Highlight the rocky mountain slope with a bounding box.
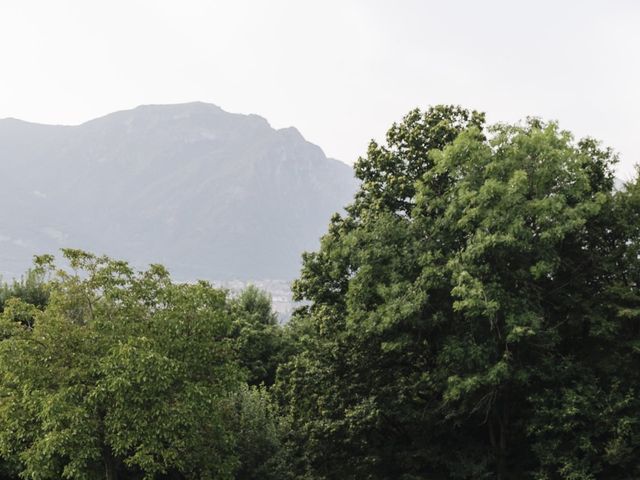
[0,102,357,281]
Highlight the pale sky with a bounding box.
[1,0,638,178]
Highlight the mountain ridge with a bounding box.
[0,102,358,281]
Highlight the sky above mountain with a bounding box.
[0,0,638,179]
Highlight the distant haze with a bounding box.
[0,103,357,281]
[0,1,638,178]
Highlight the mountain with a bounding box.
[0,102,358,281]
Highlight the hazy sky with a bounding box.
[1,0,638,178]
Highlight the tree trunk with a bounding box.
[489,402,509,480]
[497,395,509,480]
[497,422,507,480]
[104,448,118,480]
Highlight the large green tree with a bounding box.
[278,107,640,479]
[0,250,242,480]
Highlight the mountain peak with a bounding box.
[79,102,274,135]
[0,104,358,281]
[132,101,224,115]
[277,126,304,141]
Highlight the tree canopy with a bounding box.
[278,107,640,479]
[0,251,242,479]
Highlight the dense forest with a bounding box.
[1,106,639,479]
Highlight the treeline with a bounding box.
[1,106,639,479]
[0,253,293,480]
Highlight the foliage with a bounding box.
[277,107,640,479]
[231,286,291,387]
[0,250,242,480]
[0,266,50,321]
[0,264,52,478]
[229,384,294,480]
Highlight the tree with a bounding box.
[229,384,294,480]
[277,107,640,479]
[0,250,242,480]
[231,286,290,387]
[0,262,52,479]
[0,266,50,317]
